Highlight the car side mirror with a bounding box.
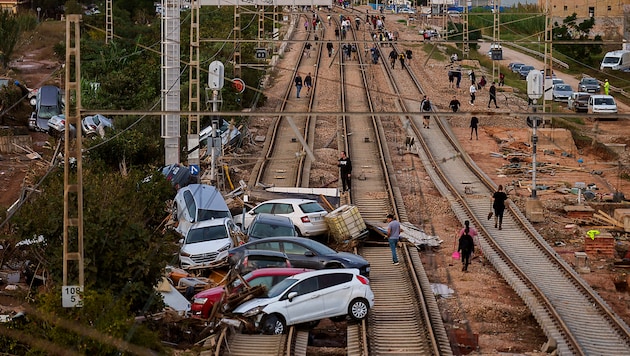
[178,239,184,245]
[287,291,298,301]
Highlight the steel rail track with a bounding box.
[387,41,630,355]
[336,15,452,355]
[251,13,322,189]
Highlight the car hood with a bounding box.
[332,252,370,267]
[233,297,274,314]
[592,104,617,111]
[181,239,231,255]
[194,285,224,300]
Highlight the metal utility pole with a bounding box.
[463,1,470,58]
[491,0,500,83]
[233,6,242,78]
[161,0,181,165]
[543,0,554,123]
[105,0,113,44]
[188,0,201,178]
[62,14,84,307]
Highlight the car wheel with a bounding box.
[348,298,370,321]
[261,314,286,335]
[295,227,304,237]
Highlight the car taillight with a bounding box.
[356,275,369,285]
[300,216,311,223]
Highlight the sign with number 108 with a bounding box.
[62,285,84,308]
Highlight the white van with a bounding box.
[587,95,618,120]
[600,50,630,71]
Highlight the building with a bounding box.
[0,0,27,14]
[538,0,624,19]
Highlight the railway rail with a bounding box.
[385,38,630,354]
[216,5,630,356]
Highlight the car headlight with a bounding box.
[193,297,208,305]
[242,306,266,318]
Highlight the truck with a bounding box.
[600,50,630,71]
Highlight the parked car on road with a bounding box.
[246,213,297,241]
[578,77,601,93]
[552,84,574,102]
[29,85,64,132]
[587,95,617,119]
[178,217,242,269]
[230,268,374,334]
[518,65,535,79]
[227,236,371,277]
[233,198,329,237]
[567,92,591,112]
[510,63,525,73]
[82,114,113,138]
[191,267,311,319]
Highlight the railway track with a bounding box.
[218,5,630,356]
[384,39,630,354]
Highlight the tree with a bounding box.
[554,13,603,66]
[10,165,178,313]
[0,11,39,69]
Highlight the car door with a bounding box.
[280,241,323,270]
[279,276,324,325]
[318,273,354,317]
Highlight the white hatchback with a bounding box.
[588,95,618,119]
[230,268,374,334]
[233,199,328,237]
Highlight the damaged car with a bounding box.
[227,268,374,334]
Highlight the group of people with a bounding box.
[388,48,410,69]
[293,72,313,98]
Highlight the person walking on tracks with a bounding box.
[488,82,499,108]
[337,151,352,193]
[386,214,403,265]
[304,73,313,96]
[491,185,508,230]
[449,95,461,113]
[389,48,397,69]
[469,83,477,105]
[294,73,303,98]
[458,221,476,272]
[470,116,479,140]
[327,42,334,57]
[398,52,405,68]
[421,96,432,129]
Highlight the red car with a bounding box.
[190,267,311,319]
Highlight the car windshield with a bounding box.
[299,202,326,213]
[186,224,229,243]
[582,79,597,85]
[555,85,571,91]
[595,98,615,105]
[197,209,231,220]
[603,57,620,64]
[39,105,62,119]
[232,271,256,288]
[267,277,298,298]
[520,66,534,71]
[250,223,294,238]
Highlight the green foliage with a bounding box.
[64,0,82,14]
[0,289,166,354]
[10,165,178,313]
[553,13,603,66]
[0,12,37,68]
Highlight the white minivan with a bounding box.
[587,95,618,120]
